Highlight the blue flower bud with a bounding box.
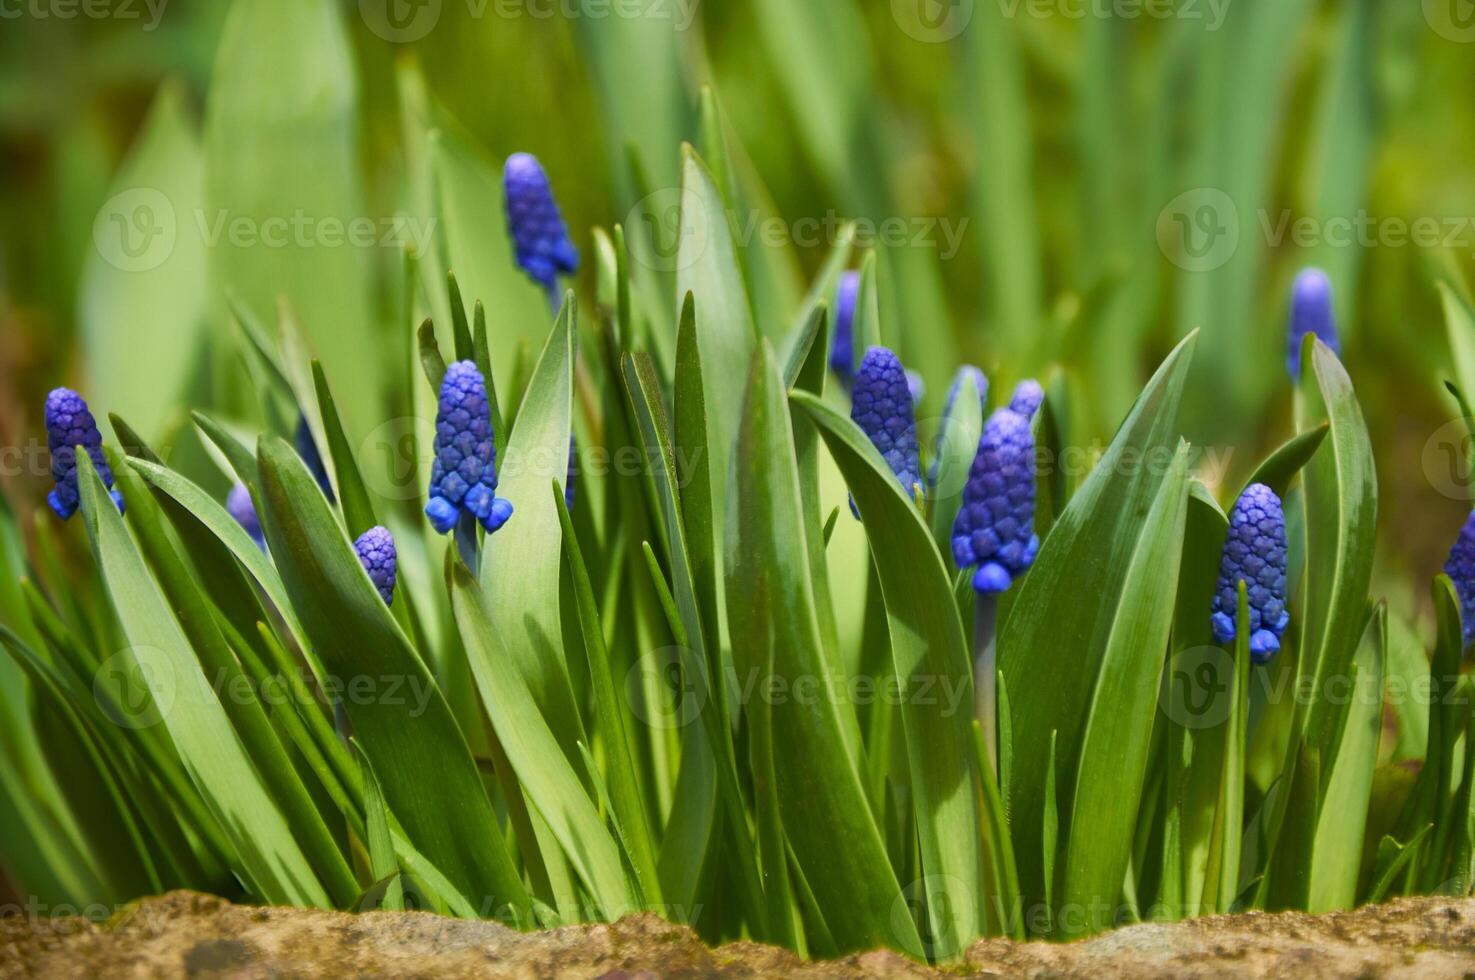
[929,365,989,488]
[952,393,1040,595]
[1444,510,1475,647]
[426,361,513,535]
[1210,483,1290,663]
[565,436,577,512]
[851,346,922,500]
[227,483,265,549]
[353,526,397,605]
[906,370,925,405]
[829,271,860,386]
[1287,267,1340,379]
[1009,379,1044,418]
[44,388,122,520]
[504,152,578,291]
[295,417,334,502]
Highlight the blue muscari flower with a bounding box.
[1443,510,1475,646]
[1287,267,1339,379]
[1210,483,1290,663]
[227,483,264,549]
[829,271,860,386]
[295,417,334,502]
[851,346,922,501]
[929,365,989,488]
[952,383,1041,594]
[353,526,397,605]
[565,436,577,512]
[504,152,578,295]
[1009,379,1044,418]
[45,388,122,520]
[426,361,513,535]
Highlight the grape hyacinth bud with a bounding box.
[1286,267,1340,379]
[1210,483,1290,663]
[906,370,926,405]
[426,361,514,535]
[227,483,265,549]
[565,436,577,512]
[929,365,989,488]
[952,386,1041,595]
[1443,511,1475,646]
[851,346,922,501]
[295,417,334,502]
[504,152,578,298]
[353,526,397,606]
[1009,379,1044,418]
[829,271,860,386]
[44,388,123,520]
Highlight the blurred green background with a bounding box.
[0,0,1472,620]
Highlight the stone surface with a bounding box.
[1,891,1473,978]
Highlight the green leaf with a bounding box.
[727,343,920,957]
[80,79,207,441]
[792,390,984,955]
[1247,424,1330,499]
[255,436,528,920]
[354,742,403,912]
[311,361,378,535]
[929,371,986,558]
[999,332,1197,925]
[205,0,380,436]
[1059,441,1192,937]
[75,453,329,908]
[448,560,637,919]
[478,298,588,769]
[1296,340,1378,749]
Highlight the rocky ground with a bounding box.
[2,890,1474,978]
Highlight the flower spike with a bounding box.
[851,346,922,502]
[1444,511,1475,647]
[1287,267,1340,379]
[504,152,578,303]
[1210,483,1290,663]
[929,365,989,488]
[353,526,397,605]
[829,271,860,386]
[952,390,1040,594]
[227,484,265,549]
[1009,379,1044,418]
[44,388,122,520]
[426,361,513,535]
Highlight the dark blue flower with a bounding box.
[353,526,397,605]
[45,388,122,520]
[1210,483,1290,663]
[851,346,922,501]
[295,417,334,502]
[227,483,264,549]
[426,361,513,535]
[565,436,577,512]
[1287,267,1340,379]
[952,392,1040,594]
[829,271,860,385]
[1444,510,1475,647]
[504,152,578,292]
[929,365,989,488]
